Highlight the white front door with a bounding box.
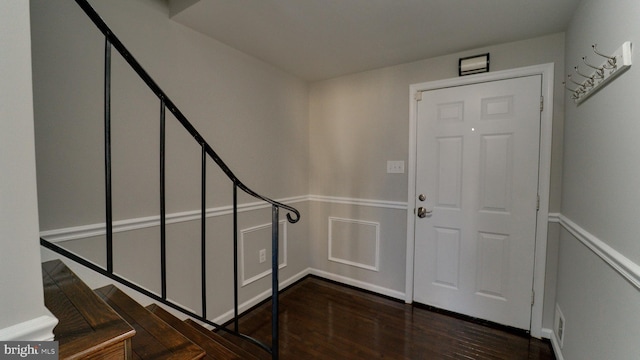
[413,75,542,330]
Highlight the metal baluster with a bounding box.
[104,37,113,274]
[160,100,167,299]
[201,144,207,319]
[272,205,280,360]
[62,3,302,357]
[233,183,239,333]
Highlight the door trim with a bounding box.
[405,63,554,338]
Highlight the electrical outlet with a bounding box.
[259,249,266,263]
[387,160,405,173]
[555,304,565,348]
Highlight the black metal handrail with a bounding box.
[40,1,300,359]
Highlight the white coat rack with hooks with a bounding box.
[564,41,632,104]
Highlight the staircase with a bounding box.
[39,0,300,359]
[43,259,263,359]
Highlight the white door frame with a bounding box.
[405,63,554,338]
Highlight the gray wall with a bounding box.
[30,0,571,341]
[23,0,640,356]
[309,33,565,211]
[556,0,640,358]
[32,0,310,230]
[0,1,55,340]
[31,0,310,321]
[309,33,565,323]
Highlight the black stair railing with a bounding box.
[39,1,300,359]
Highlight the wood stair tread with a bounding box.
[184,319,269,360]
[95,285,205,360]
[42,259,135,360]
[147,304,260,360]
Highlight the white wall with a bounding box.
[0,1,57,340]
[308,34,565,319]
[555,0,640,358]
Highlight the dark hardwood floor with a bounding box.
[231,277,556,359]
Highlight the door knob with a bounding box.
[418,194,426,201]
[417,207,432,218]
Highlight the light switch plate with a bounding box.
[387,160,405,174]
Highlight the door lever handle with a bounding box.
[417,207,432,218]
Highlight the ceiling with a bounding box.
[169,0,581,81]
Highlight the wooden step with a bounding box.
[42,260,135,359]
[147,304,260,360]
[185,319,270,360]
[95,285,205,360]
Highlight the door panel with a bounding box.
[413,75,541,330]
[435,136,463,208]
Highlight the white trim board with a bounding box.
[405,63,555,339]
[41,249,406,330]
[212,267,310,325]
[0,313,58,341]
[328,217,380,271]
[546,328,566,360]
[308,194,408,210]
[41,195,408,243]
[40,195,307,243]
[309,268,406,300]
[556,214,640,290]
[42,244,311,331]
[240,220,288,287]
[548,212,561,223]
[205,267,406,327]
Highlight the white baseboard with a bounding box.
[43,246,407,331]
[209,267,406,326]
[545,328,565,360]
[212,267,311,325]
[211,268,408,325]
[0,313,58,341]
[309,268,406,300]
[45,245,314,329]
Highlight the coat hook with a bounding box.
[563,81,583,93]
[573,66,596,85]
[563,82,582,100]
[582,57,605,77]
[568,41,632,104]
[592,44,617,69]
[567,74,591,89]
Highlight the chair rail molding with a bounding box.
[555,213,640,290]
[42,195,407,243]
[40,196,307,243]
[308,194,408,210]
